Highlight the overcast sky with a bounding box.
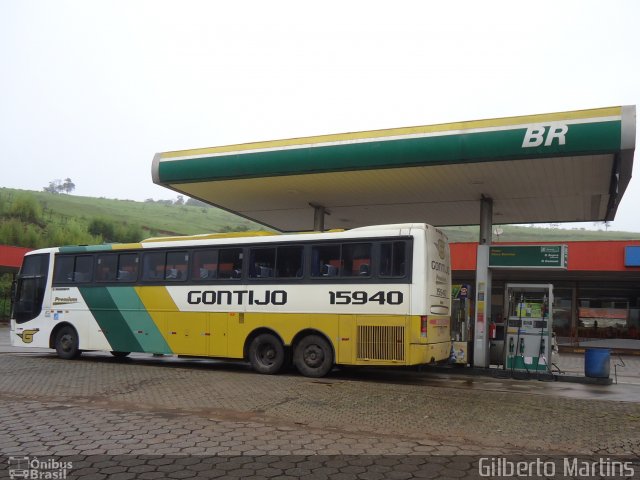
[1,1,639,231]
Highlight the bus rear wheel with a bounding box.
[293,335,333,378]
[54,326,81,360]
[248,333,285,374]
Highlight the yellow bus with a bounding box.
[11,223,451,377]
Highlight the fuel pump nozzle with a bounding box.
[538,293,551,375]
[510,293,526,374]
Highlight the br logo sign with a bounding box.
[522,124,568,148]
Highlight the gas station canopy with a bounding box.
[152,106,635,232]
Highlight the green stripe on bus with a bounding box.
[59,245,114,254]
[106,287,172,354]
[157,121,621,183]
[78,287,144,353]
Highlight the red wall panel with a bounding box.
[0,245,32,270]
[450,240,640,272]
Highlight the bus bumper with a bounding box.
[409,341,451,364]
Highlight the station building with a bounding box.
[450,240,640,352]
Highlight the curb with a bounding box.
[420,364,614,385]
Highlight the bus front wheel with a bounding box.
[248,333,285,374]
[54,326,81,360]
[293,335,333,378]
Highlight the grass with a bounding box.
[1,187,261,238]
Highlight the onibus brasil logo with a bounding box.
[8,456,73,479]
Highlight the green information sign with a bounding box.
[489,245,568,269]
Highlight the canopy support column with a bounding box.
[473,196,493,368]
[311,203,326,231]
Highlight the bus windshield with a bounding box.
[13,253,49,323]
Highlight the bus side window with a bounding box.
[380,241,406,277]
[276,245,303,278]
[218,248,243,280]
[96,255,117,281]
[249,247,275,279]
[392,242,406,277]
[143,252,164,281]
[73,255,93,283]
[165,251,188,281]
[118,253,139,282]
[311,244,340,277]
[192,249,218,280]
[53,256,75,283]
[342,243,371,277]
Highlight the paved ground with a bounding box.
[553,349,638,385]
[1,325,640,478]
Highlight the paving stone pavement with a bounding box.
[0,394,638,479]
[1,341,640,478]
[2,352,640,452]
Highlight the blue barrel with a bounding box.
[585,348,611,378]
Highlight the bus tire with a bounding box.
[293,335,333,378]
[54,326,81,360]
[110,351,131,358]
[248,333,285,374]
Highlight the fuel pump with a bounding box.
[504,284,553,373]
[450,284,472,365]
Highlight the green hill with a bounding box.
[1,187,639,249]
[0,188,262,248]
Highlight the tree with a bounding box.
[62,178,75,194]
[88,217,143,243]
[43,179,62,194]
[43,178,75,194]
[186,197,211,208]
[88,217,116,241]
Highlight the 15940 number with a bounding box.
[329,291,403,305]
